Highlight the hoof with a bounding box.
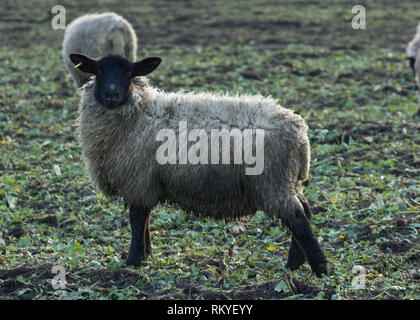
[312,262,329,277]
[125,255,144,267]
[145,247,152,257]
[285,261,304,271]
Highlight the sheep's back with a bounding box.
[77,80,310,216]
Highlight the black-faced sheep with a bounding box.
[62,12,137,87]
[69,53,328,276]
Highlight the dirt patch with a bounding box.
[77,268,144,289]
[29,214,58,226]
[356,225,389,243]
[380,239,415,254]
[356,223,418,255]
[0,264,54,297]
[0,279,27,298]
[8,224,26,238]
[0,263,333,299]
[322,121,394,145]
[394,152,420,168]
[178,278,332,300]
[227,278,332,299]
[0,263,152,298]
[1,263,331,299]
[0,263,54,280]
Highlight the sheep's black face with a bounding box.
[94,56,133,109]
[69,53,162,109]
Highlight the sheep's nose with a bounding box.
[105,85,121,100]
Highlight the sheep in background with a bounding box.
[62,12,137,87]
[407,22,420,74]
[69,53,328,277]
[406,22,420,116]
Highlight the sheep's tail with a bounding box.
[297,125,311,183]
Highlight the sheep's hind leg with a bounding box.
[285,195,312,270]
[145,214,152,256]
[126,205,152,267]
[281,197,327,276]
[285,236,305,270]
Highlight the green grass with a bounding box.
[0,0,419,300]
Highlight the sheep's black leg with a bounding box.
[286,196,312,270]
[298,195,312,220]
[286,236,306,270]
[126,205,151,267]
[284,204,327,277]
[409,57,416,76]
[144,214,152,256]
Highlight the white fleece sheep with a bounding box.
[62,12,138,87]
[75,75,327,275]
[407,22,420,115]
[407,22,420,58]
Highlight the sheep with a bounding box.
[69,53,328,276]
[407,22,420,116]
[407,22,420,74]
[62,12,137,87]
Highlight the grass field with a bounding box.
[0,0,419,300]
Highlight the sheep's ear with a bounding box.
[133,57,161,76]
[69,53,97,74]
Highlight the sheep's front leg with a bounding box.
[126,205,151,267]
